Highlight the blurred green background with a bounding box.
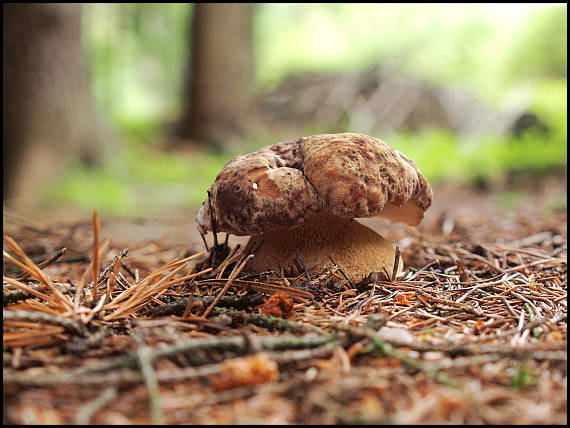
[4,3,567,216]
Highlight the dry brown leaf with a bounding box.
[211,352,279,391]
[260,291,295,318]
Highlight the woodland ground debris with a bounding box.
[2,194,567,424]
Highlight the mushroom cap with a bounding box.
[196,133,433,236]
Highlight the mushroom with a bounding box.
[196,132,433,282]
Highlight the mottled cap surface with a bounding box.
[196,133,433,236]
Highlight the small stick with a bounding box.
[298,255,312,281]
[333,323,462,390]
[520,313,567,332]
[266,342,336,364]
[91,248,129,294]
[4,309,88,336]
[158,268,213,289]
[214,244,243,278]
[508,290,541,317]
[505,231,553,249]
[456,283,488,304]
[153,294,265,317]
[3,251,46,284]
[136,343,164,425]
[212,307,326,335]
[3,276,54,304]
[493,244,554,260]
[417,289,482,316]
[198,278,314,300]
[201,254,254,318]
[182,282,198,318]
[292,258,304,276]
[207,190,219,248]
[15,247,67,281]
[223,233,229,251]
[73,238,111,312]
[4,238,72,310]
[104,264,208,320]
[92,208,100,302]
[103,252,206,311]
[41,334,338,378]
[500,296,521,318]
[4,343,340,388]
[407,260,440,280]
[503,257,566,273]
[328,255,353,287]
[120,261,136,280]
[455,247,504,273]
[386,302,421,321]
[391,245,401,282]
[74,387,118,425]
[105,257,121,303]
[199,231,209,251]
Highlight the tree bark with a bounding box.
[175,3,255,149]
[3,3,113,206]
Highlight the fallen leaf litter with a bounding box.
[3,197,566,424]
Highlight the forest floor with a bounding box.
[3,178,567,424]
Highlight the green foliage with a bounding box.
[388,130,467,183]
[529,79,567,126]
[48,166,133,213]
[253,4,566,108]
[510,366,537,390]
[506,6,567,80]
[83,4,567,130]
[547,194,568,214]
[492,191,526,211]
[472,132,566,180]
[45,142,231,215]
[253,4,498,90]
[83,3,192,126]
[388,112,566,187]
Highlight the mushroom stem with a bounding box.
[243,211,403,282]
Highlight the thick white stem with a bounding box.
[244,211,402,282]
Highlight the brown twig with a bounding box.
[92,209,101,302]
[4,309,88,336]
[198,278,314,300]
[328,255,353,287]
[74,387,118,424]
[4,237,72,310]
[136,340,164,425]
[391,245,401,282]
[202,254,254,318]
[14,247,67,281]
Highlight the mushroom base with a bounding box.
[243,211,403,282]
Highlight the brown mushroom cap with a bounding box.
[196,132,433,236]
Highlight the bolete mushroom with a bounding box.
[196,133,433,282]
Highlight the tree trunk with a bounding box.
[3,3,113,206]
[175,3,254,149]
